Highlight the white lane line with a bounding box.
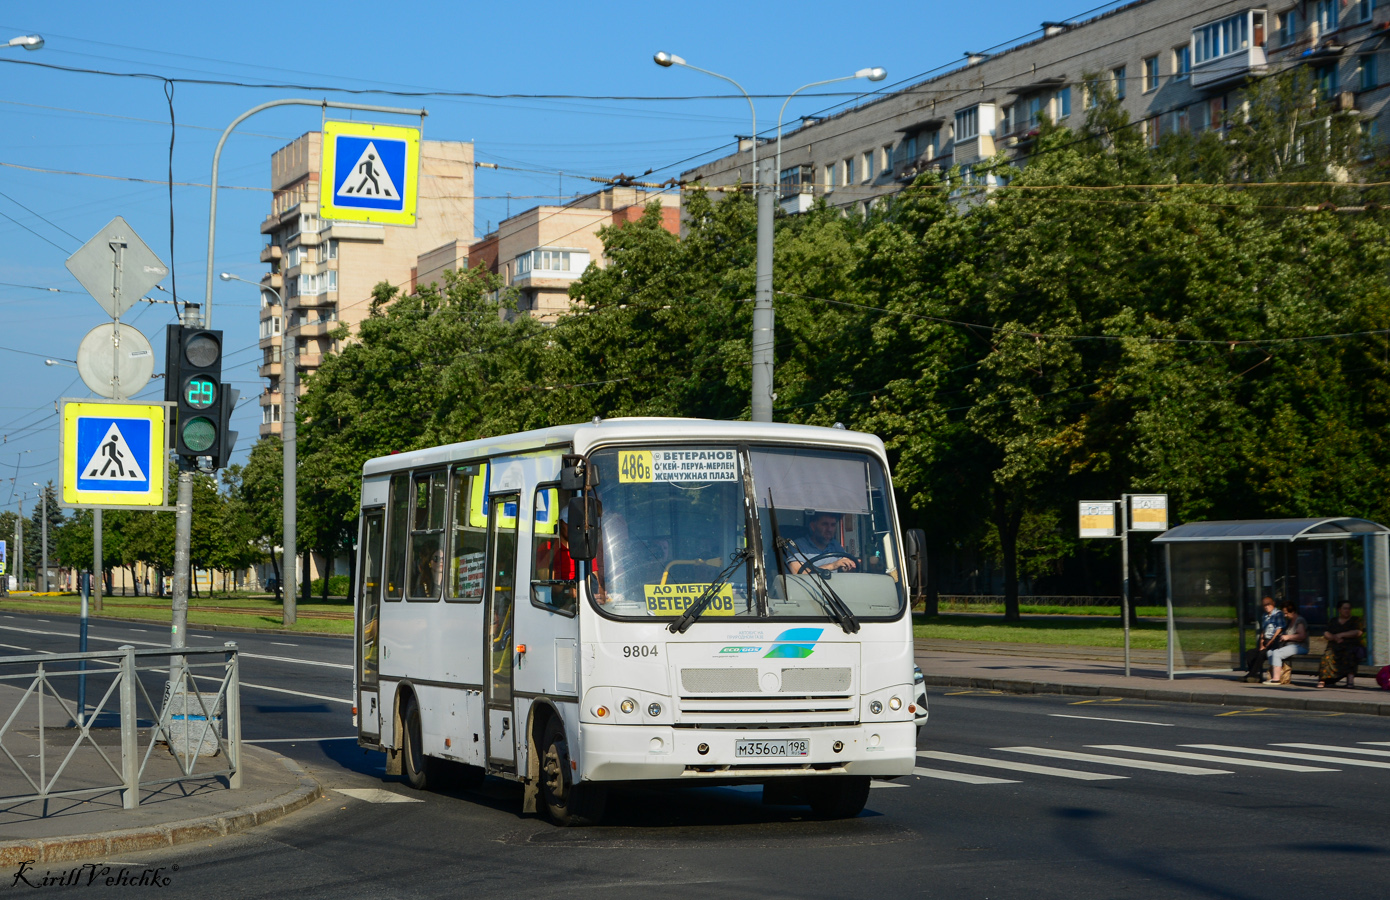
[1185,744,1390,770]
[1089,745,1337,773]
[270,642,299,647]
[0,643,53,653]
[998,747,1231,775]
[1275,743,1390,758]
[912,766,1018,785]
[0,625,349,669]
[245,736,358,744]
[869,781,908,789]
[919,750,1125,781]
[184,672,352,705]
[334,788,422,804]
[1360,742,1390,747]
[129,629,148,633]
[1050,714,1173,727]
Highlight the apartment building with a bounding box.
[256,131,474,436]
[447,186,680,321]
[683,0,1387,212]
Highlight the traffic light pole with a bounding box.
[170,301,201,658]
[282,327,297,627]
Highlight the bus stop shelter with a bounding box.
[1152,518,1390,679]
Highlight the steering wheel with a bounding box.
[800,551,856,573]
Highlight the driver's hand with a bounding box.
[836,557,857,571]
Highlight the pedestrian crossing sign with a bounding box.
[319,119,420,226]
[60,400,169,509]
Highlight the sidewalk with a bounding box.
[0,684,322,866]
[915,639,1390,716]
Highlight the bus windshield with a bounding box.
[587,445,905,623]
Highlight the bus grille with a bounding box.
[677,666,856,724]
[680,667,851,694]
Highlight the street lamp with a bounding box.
[221,272,297,626]
[775,68,887,193]
[5,34,43,51]
[31,482,46,593]
[653,53,758,190]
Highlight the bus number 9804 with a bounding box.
[622,645,658,658]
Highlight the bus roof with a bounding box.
[360,418,887,478]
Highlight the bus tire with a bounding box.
[402,694,429,790]
[807,775,871,819]
[539,718,605,826]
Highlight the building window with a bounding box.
[1144,56,1159,92]
[826,162,838,189]
[1026,96,1043,129]
[1207,96,1226,131]
[1314,0,1339,34]
[844,157,855,184]
[1174,45,1191,81]
[955,105,980,140]
[263,403,281,425]
[1317,65,1339,100]
[1144,115,1161,147]
[1113,65,1127,100]
[1194,13,1251,64]
[1057,86,1072,118]
[1278,9,1298,44]
[881,145,893,174]
[1354,0,1375,23]
[327,269,338,291]
[1172,107,1189,133]
[1361,55,1379,91]
[859,151,871,181]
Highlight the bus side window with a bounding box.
[407,470,447,601]
[530,485,576,615]
[449,464,487,602]
[384,473,410,601]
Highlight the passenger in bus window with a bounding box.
[787,511,857,574]
[413,541,443,598]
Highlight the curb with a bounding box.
[923,674,1390,716]
[0,756,324,867]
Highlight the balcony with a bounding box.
[261,272,283,289]
[1191,45,1268,88]
[260,244,282,263]
[779,191,816,215]
[258,361,282,379]
[295,352,325,369]
[296,318,338,338]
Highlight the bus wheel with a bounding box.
[539,718,605,826]
[807,775,871,819]
[402,694,429,790]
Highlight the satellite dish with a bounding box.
[76,323,155,399]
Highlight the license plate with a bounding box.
[735,739,809,758]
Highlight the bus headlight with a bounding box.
[647,702,663,717]
[620,698,636,714]
[889,696,902,711]
[869,700,883,715]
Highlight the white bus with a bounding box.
[353,418,921,824]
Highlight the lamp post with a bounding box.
[15,492,24,593]
[222,272,296,626]
[5,34,43,51]
[31,482,46,593]
[655,57,886,422]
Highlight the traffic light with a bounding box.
[214,388,240,470]
[166,324,229,464]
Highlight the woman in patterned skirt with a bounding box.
[1318,601,1364,689]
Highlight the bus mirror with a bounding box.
[561,454,599,491]
[567,496,601,561]
[904,529,926,594]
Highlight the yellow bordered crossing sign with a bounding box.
[60,399,171,509]
[319,119,420,226]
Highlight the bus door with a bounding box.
[357,508,385,740]
[484,492,521,767]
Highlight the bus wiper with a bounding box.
[668,548,751,635]
[767,489,858,635]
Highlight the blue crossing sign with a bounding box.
[60,400,169,509]
[319,120,420,226]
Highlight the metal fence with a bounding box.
[0,643,241,809]
[937,595,1123,608]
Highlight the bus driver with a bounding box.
[787,510,857,574]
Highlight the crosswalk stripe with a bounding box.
[997,746,1231,775]
[912,766,1018,785]
[919,750,1126,781]
[1184,744,1390,770]
[1359,741,1390,747]
[1274,743,1390,759]
[1088,745,1337,773]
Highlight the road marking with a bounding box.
[0,643,53,653]
[1050,714,1173,727]
[0,625,348,669]
[245,736,358,744]
[1088,745,1337,772]
[270,642,299,647]
[912,766,1018,785]
[919,750,1125,781]
[998,747,1231,775]
[1184,744,1390,770]
[239,652,351,670]
[334,788,422,804]
[869,780,909,789]
[1275,743,1390,758]
[1361,742,1390,747]
[184,672,352,705]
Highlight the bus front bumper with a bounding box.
[578,721,916,782]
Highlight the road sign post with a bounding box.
[1078,494,1170,677]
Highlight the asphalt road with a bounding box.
[5,611,1390,899]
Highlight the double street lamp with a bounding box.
[221,272,298,626]
[654,54,885,422]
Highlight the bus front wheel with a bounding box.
[402,694,430,790]
[539,718,606,826]
[807,775,871,819]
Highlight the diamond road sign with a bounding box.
[65,216,168,319]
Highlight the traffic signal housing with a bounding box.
[166,324,230,464]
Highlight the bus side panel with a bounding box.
[415,683,486,767]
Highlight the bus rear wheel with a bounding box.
[402,694,431,790]
[806,775,871,819]
[539,718,605,826]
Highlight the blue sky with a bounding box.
[0,0,1116,511]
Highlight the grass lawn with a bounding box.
[913,613,1240,652]
[0,592,352,635]
[939,602,1237,618]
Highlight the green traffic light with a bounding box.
[182,416,216,453]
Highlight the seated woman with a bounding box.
[1267,600,1308,685]
[1318,601,1364,689]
